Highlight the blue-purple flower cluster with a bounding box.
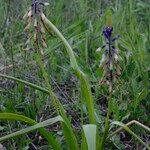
[103,27,113,39]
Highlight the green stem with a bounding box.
[99,92,112,150]
[41,13,78,71]
[34,23,79,149]
[41,13,96,124]
[0,73,49,94]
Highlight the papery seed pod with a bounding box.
[41,25,45,34]
[116,66,121,75]
[99,54,106,67]
[43,2,49,6]
[24,23,31,31]
[42,39,47,48]
[110,61,113,70]
[96,47,101,52]
[34,19,38,27]
[40,49,44,55]
[114,53,119,61]
[28,10,33,17]
[34,32,37,42]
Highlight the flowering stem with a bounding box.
[99,36,113,149]
[99,92,112,149]
[34,34,79,150]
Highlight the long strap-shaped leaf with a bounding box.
[0,75,79,150]
[41,13,96,124]
[0,74,49,94]
[0,113,62,150]
[83,124,97,150]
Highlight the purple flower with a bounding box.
[103,27,113,39]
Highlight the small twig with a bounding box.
[107,120,150,140]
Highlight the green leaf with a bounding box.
[0,74,49,94]
[41,13,96,125]
[83,124,97,150]
[0,115,63,142]
[0,113,62,150]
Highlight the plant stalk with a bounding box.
[41,13,96,124]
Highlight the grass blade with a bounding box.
[0,115,63,142]
[41,13,96,124]
[0,74,49,94]
[0,113,62,150]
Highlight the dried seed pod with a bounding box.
[43,2,49,6]
[24,23,31,31]
[28,10,33,17]
[34,19,38,27]
[23,1,50,55]
[34,32,37,42]
[42,39,47,48]
[40,48,44,55]
[41,25,45,34]
[99,53,106,68]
